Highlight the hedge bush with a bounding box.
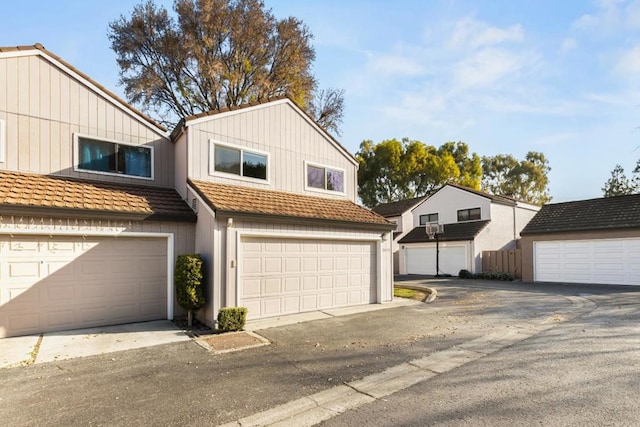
[458,269,513,281]
[175,254,205,326]
[217,307,248,332]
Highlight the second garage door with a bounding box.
[239,237,377,319]
[535,238,640,285]
[0,234,168,338]
[405,244,469,276]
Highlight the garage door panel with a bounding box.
[240,237,377,319]
[534,238,640,285]
[0,235,168,338]
[405,245,469,276]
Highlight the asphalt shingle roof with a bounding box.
[0,170,196,221]
[372,196,427,217]
[520,194,640,235]
[398,220,490,243]
[189,179,392,228]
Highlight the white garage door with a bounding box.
[240,237,377,319]
[406,244,469,276]
[535,239,640,285]
[0,235,168,338]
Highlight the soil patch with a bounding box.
[199,331,269,353]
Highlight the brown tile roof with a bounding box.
[189,179,392,228]
[171,96,357,164]
[0,44,166,133]
[398,220,490,244]
[0,170,196,221]
[372,196,428,217]
[521,194,640,235]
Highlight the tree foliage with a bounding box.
[356,138,482,208]
[175,254,205,326]
[481,152,551,205]
[109,0,344,133]
[602,163,640,197]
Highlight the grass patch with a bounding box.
[394,287,428,301]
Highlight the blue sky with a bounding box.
[4,0,640,202]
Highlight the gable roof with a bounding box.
[188,179,392,229]
[0,43,166,135]
[436,183,518,206]
[372,196,427,217]
[0,170,196,222]
[171,96,358,165]
[398,220,490,244]
[521,193,640,235]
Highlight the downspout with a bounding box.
[225,217,235,308]
[513,205,517,242]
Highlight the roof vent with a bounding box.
[191,198,198,213]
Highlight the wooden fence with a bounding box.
[482,249,522,279]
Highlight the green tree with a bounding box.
[602,163,640,197]
[481,151,551,205]
[109,0,344,133]
[356,138,482,208]
[175,254,205,327]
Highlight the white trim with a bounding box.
[0,48,167,138]
[184,98,359,166]
[73,132,155,181]
[304,160,347,196]
[0,228,175,320]
[209,139,270,184]
[0,118,5,163]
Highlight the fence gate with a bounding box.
[482,249,522,279]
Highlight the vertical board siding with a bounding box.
[482,249,522,279]
[189,102,357,201]
[0,54,173,187]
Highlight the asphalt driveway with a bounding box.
[0,278,636,426]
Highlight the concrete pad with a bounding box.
[410,347,485,373]
[457,329,530,354]
[35,320,190,364]
[232,396,318,426]
[349,363,437,399]
[311,387,375,413]
[0,335,41,368]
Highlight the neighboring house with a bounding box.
[372,196,427,274]
[171,97,394,324]
[397,183,539,276]
[520,194,640,286]
[0,44,394,338]
[0,44,196,338]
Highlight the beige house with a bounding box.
[520,194,640,285]
[0,44,393,338]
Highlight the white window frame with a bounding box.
[209,139,270,184]
[73,133,154,181]
[0,119,5,163]
[304,161,346,195]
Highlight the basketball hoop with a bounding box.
[424,223,445,277]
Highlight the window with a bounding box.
[211,141,268,181]
[0,119,5,163]
[305,162,344,193]
[75,134,152,179]
[419,213,439,225]
[457,207,481,222]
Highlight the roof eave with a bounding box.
[0,205,197,223]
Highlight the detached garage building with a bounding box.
[521,194,640,285]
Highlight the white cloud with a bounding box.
[453,48,536,89]
[615,45,640,78]
[560,38,578,53]
[369,53,426,77]
[448,17,524,49]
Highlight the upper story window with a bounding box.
[210,141,268,182]
[419,213,438,225]
[305,162,345,194]
[0,119,5,163]
[75,134,153,180]
[457,207,481,222]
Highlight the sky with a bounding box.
[3,0,640,202]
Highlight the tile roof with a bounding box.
[398,220,490,244]
[189,179,392,228]
[0,170,196,221]
[520,194,640,235]
[372,196,427,217]
[0,44,166,133]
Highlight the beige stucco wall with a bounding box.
[0,53,174,187]
[521,229,640,282]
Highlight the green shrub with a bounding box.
[458,270,514,281]
[175,254,205,326]
[217,307,248,332]
[458,269,473,279]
